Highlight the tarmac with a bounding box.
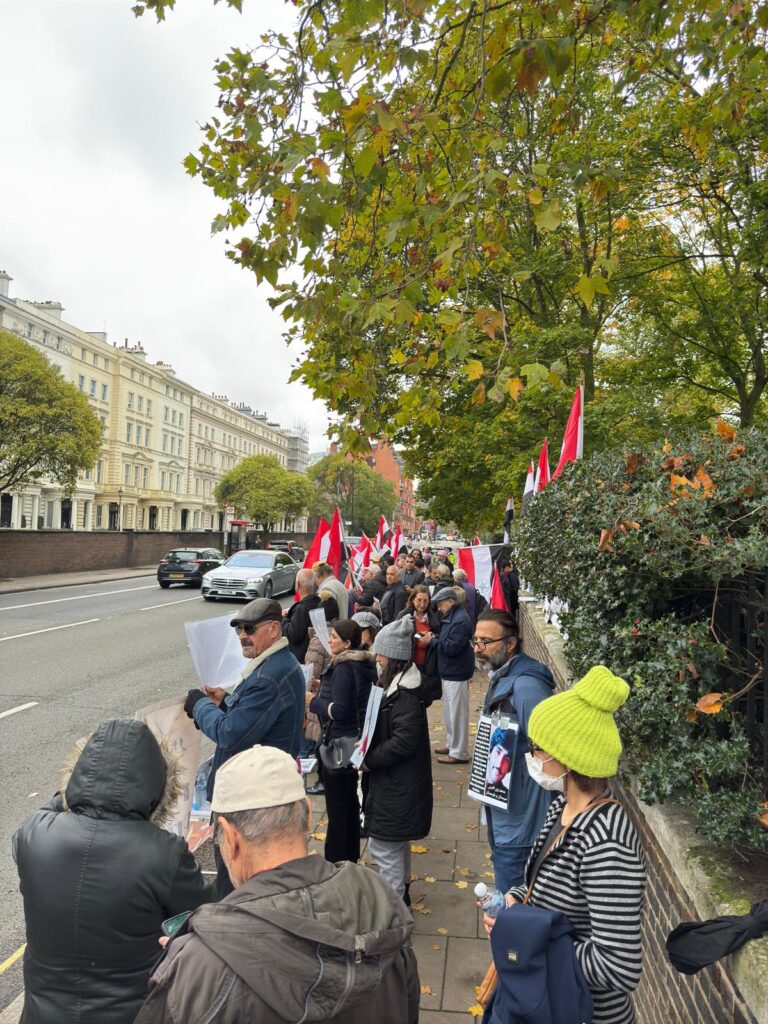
[0,562,493,1021]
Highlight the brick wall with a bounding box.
[0,530,227,579]
[517,599,759,1024]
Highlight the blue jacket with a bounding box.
[432,604,475,680]
[484,653,556,847]
[194,645,305,798]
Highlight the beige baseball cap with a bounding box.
[211,745,305,813]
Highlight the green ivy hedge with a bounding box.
[517,424,768,849]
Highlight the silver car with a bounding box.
[201,549,299,602]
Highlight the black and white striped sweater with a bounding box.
[508,795,646,1024]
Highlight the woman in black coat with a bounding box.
[12,719,213,1024]
[362,617,433,904]
[308,618,376,862]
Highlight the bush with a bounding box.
[517,423,768,849]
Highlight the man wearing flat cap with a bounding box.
[135,746,420,1024]
[183,598,305,896]
[426,586,475,764]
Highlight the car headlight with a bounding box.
[245,577,263,586]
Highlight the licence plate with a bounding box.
[169,573,185,579]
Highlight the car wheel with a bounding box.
[203,595,216,602]
[159,581,171,589]
[264,580,273,599]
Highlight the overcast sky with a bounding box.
[0,0,332,450]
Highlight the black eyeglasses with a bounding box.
[471,634,512,650]
[234,622,266,636]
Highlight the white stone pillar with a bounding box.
[71,499,79,531]
[30,493,40,530]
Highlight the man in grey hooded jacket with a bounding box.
[135,745,419,1024]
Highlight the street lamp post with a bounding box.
[117,487,124,531]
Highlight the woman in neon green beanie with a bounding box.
[484,665,647,1024]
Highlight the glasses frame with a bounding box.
[234,620,272,636]
[471,633,512,650]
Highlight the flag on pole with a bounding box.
[374,515,392,554]
[472,534,481,546]
[521,462,535,517]
[303,516,330,568]
[457,545,494,602]
[389,523,403,558]
[491,564,508,610]
[534,439,550,493]
[553,385,584,479]
[319,507,345,577]
[502,497,514,543]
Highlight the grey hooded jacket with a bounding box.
[134,854,420,1024]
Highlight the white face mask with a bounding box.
[525,752,567,793]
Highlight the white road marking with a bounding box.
[0,584,156,611]
[0,702,38,721]
[0,619,100,643]
[140,596,202,611]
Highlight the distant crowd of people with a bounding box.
[12,543,646,1024]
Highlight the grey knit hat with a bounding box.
[432,586,458,604]
[372,616,414,661]
[352,611,381,632]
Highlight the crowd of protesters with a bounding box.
[12,540,646,1024]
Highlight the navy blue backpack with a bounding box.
[482,903,593,1024]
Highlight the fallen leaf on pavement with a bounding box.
[455,881,469,889]
[468,1004,484,1017]
[311,832,326,841]
[432,943,441,951]
[437,927,448,935]
[421,985,434,995]
[411,844,429,854]
[425,876,437,883]
[457,867,471,876]
[464,824,478,832]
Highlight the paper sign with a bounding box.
[133,697,203,839]
[302,664,314,690]
[309,607,333,655]
[184,613,248,692]
[467,713,519,811]
[350,686,384,769]
[300,757,318,776]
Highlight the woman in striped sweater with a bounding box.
[486,665,646,1024]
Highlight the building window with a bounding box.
[143,467,149,488]
[92,352,98,366]
[104,358,109,371]
[124,464,130,484]
[130,368,135,380]
[138,396,144,412]
[81,347,86,360]
[171,409,177,425]
[89,379,97,396]
[126,423,133,443]
[164,406,169,422]
[161,471,167,490]
[78,375,85,391]
[176,474,181,493]
[127,392,134,409]
[134,465,140,486]
[146,399,152,416]
[96,460,103,483]
[178,413,184,428]
[95,504,103,528]
[101,383,108,401]
[162,433,167,452]
[145,427,150,447]
[56,336,62,350]
[140,372,145,384]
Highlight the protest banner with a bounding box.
[184,612,247,692]
[350,686,384,769]
[467,713,519,811]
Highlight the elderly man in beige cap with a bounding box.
[135,746,420,1024]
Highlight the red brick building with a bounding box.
[366,441,417,534]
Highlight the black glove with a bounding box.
[184,688,206,719]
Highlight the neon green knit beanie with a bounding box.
[527,665,630,777]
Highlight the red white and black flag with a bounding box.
[553,385,584,479]
[502,497,514,543]
[534,439,551,493]
[520,461,535,517]
[374,515,392,554]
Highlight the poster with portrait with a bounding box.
[467,713,519,811]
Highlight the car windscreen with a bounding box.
[225,553,272,568]
[164,550,200,563]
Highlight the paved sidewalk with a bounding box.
[0,565,157,595]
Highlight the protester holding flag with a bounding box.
[351,564,386,609]
[313,560,350,618]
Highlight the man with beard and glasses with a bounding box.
[472,609,556,892]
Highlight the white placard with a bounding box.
[350,686,384,769]
[467,713,519,811]
[309,607,333,655]
[184,613,248,692]
[133,697,202,839]
[302,664,314,690]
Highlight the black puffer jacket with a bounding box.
[12,719,214,1024]
[310,649,376,740]
[362,666,433,841]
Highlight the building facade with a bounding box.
[367,440,417,534]
[0,271,309,533]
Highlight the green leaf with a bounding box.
[533,200,561,231]
[354,148,377,178]
[520,362,549,386]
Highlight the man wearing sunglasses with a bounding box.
[473,609,556,893]
[184,598,305,896]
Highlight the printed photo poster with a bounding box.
[467,713,519,811]
[350,686,384,770]
[133,697,203,839]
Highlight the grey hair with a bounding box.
[436,564,452,579]
[217,798,310,847]
[453,568,467,581]
[296,568,315,592]
[387,566,401,580]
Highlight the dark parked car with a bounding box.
[201,549,299,602]
[157,548,223,588]
[268,540,306,563]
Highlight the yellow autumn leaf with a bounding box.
[507,376,524,400]
[455,880,469,889]
[421,985,435,995]
[468,1004,485,1017]
[309,156,330,180]
[437,927,448,935]
[425,876,437,883]
[411,844,429,854]
[716,416,736,441]
[527,186,543,205]
[311,832,326,841]
[465,360,484,381]
[694,693,724,715]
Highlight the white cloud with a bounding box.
[0,0,330,447]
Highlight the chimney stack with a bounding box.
[0,271,13,298]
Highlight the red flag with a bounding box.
[303,516,330,568]
[491,565,507,611]
[534,439,550,493]
[389,523,403,558]
[553,386,584,479]
[319,507,344,577]
[374,515,392,554]
[472,534,481,546]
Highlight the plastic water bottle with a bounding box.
[192,768,207,813]
[474,882,505,918]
